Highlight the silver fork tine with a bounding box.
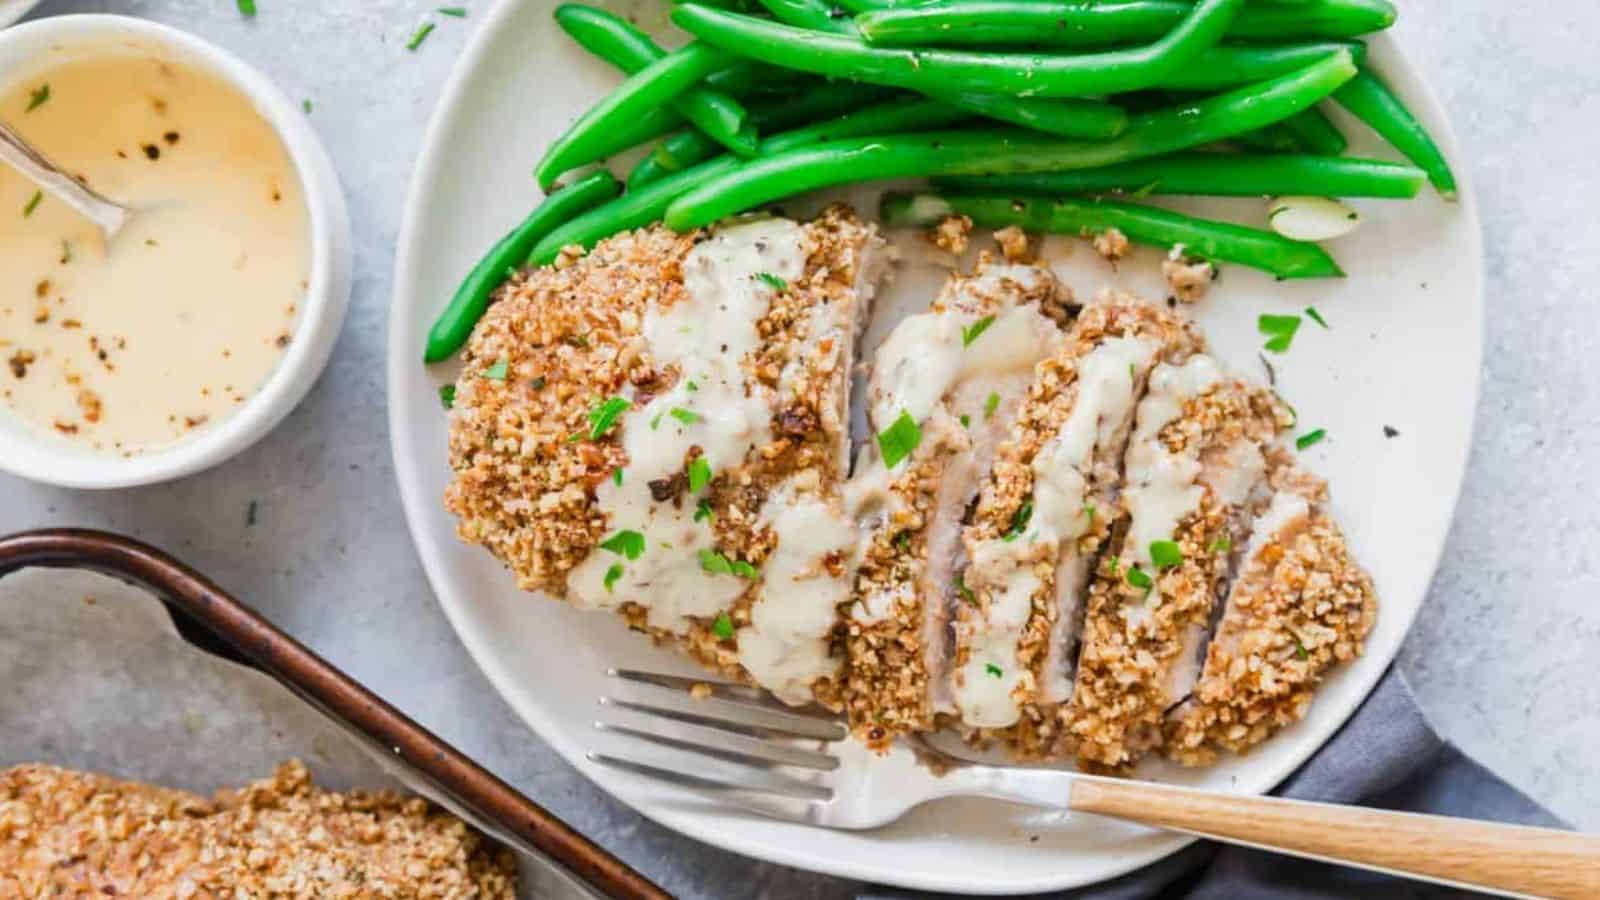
[601,693,848,742]
[608,668,843,724]
[587,752,832,804]
[594,719,839,772]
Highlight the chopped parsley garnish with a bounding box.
[1129,180,1160,199]
[1149,540,1183,570]
[302,99,313,114]
[1002,498,1034,542]
[668,407,699,426]
[25,83,49,112]
[1125,565,1153,591]
[236,0,256,16]
[1296,428,1327,451]
[599,529,645,561]
[612,468,624,486]
[482,359,508,381]
[1294,638,1309,661]
[438,384,456,409]
[686,456,712,493]
[699,549,758,579]
[983,391,999,421]
[603,563,625,592]
[1083,503,1095,525]
[1305,306,1329,329]
[587,396,630,439]
[876,410,921,469]
[959,414,971,428]
[686,380,699,392]
[530,375,547,390]
[961,315,996,347]
[1258,313,1302,354]
[756,272,787,292]
[893,530,912,552]
[984,663,1003,678]
[712,611,735,639]
[22,191,41,217]
[406,22,437,51]
[1210,534,1232,555]
[58,240,71,265]
[694,499,715,522]
[650,412,663,430]
[956,573,975,604]
[438,5,468,15]
[1104,555,1121,577]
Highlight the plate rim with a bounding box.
[387,3,1485,891]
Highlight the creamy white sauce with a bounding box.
[566,219,805,632]
[866,265,1057,436]
[1119,355,1222,627]
[953,337,1157,727]
[738,479,854,704]
[0,51,308,455]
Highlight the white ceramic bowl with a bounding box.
[0,1,40,31]
[0,15,352,489]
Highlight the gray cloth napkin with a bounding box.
[861,668,1565,900]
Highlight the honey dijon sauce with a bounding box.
[0,50,309,456]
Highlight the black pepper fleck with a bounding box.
[163,130,180,144]
[142,143,160,160]
[1383,425,1400,438]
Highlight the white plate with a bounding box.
[0,1,38,30]
[389,1,1482,892]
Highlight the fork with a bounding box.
[591,670,1600,900]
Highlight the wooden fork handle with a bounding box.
[1068,777,1600,899]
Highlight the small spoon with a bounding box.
[0,118,131,241]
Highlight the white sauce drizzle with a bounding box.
[1120,355,1223,628]
[738,479,854,704]
[954,337,1158,728]
[566,219,806,632]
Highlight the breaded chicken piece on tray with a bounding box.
[446,206,886,710]
[843,255,1068,747]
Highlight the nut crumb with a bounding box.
[1162,245,1215,303]
[1091,227,1130,265]
[689,682,714,700]
[993,225,1030,261]
[929,214,972,255]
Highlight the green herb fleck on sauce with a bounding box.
[1296,428,1327,451]
[604,563,625,592]
[406,22,436,51]
[482,359,508,381]
[438,384,456,409]
[22,191,41,218]
[1149,540,1183,570]
[25,84,49,113]
[1258,313,1302,354]
[687,456,712,493]
[600,529,645,561]
[983,391,999,421]
[961,315,996,347]
[877,411,921,469]
[588,396,630,439]
[712,611,735,640]
[984,663,1003,678]
[756,272,787,292]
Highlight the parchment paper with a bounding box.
[0,566,575,899]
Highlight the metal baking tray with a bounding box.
[0,527,668,900]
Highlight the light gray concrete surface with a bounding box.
[2,1,1595,896]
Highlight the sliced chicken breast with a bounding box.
[1164,451,1378,765]
[949,296,1204,758]
[843,256,1066,746]
[1066,359,1290,770]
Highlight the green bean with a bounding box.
[1333,68,1456,198]
[425,171,621,363]
[554,5,755,161]
[703,61,812,96]
[1278,105,1346,155]
[629,82,896,188]
[855,0,1395,49]
[882,192,1342,278]
[1233,123,1306,153]
[935,93,1128,139]
[1159,42,1364,91]
[758,0,855,32]
[535,43,739,190]
[671,0,1245,99]
[664,50,1357,228]
[934,153,1425,198]
[530,97,970,265]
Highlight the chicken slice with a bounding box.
[843,256,1066,747]
[1066,359,1290,770]
[949,297,1204,758]
[1164,452,1378,765]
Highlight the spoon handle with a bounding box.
[0,118,129,238]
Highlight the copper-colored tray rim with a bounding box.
[0,527,667,900]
